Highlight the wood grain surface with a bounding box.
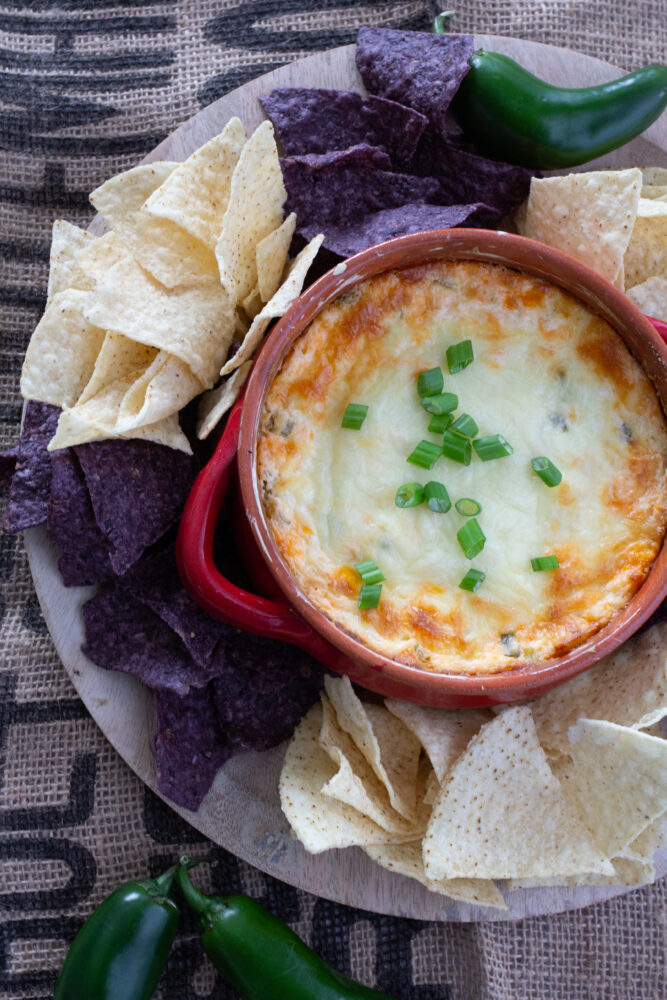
[29,37,667,922]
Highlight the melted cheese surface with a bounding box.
[257,261,667,675]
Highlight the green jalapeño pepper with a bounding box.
[177,866,396,1000]
[433,15,667,168]
[54,866,179,1000]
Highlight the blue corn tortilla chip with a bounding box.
[300,200,497,258]
[412,130,534,219]
[47,449,113,586]
[260,87,428,167]
[2,401,59,534]
[75,438,199,576]
[281,144,439,227]
[119,545,224,669]
[211,632,324,751]
[154,685,232,812]
[82,583,213,695]
[0,448,17,489]
[356,27,473,140]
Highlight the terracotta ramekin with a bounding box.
[177,229,667,708]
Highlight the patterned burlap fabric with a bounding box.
[1,2,665,997]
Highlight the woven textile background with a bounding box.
[1,2,666,998]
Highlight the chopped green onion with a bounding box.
[407,440,442,469]
[531,554,560,572]
[395,482,425,508]
[421,392,458,415]
[417,367,444,397]
[341,403,368,429]
[455,497,482,516]
[424,481,451,512]
[457,517,486,559]
[355,560,385,585]
[473,434,514,461]
[450,412,479,437]
[428,412,454,434]
[531,456,563,487]
[441,430,472,465]
[359,583,382,610]
[459,568,486,592]
[446,339,474,373]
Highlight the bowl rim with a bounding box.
[237,228,667,699]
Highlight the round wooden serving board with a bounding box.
[27,36,667,922]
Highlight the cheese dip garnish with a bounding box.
[256,260,667,675]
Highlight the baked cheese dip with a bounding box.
[256,261,667,675]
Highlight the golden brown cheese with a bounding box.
[256,261,667,675]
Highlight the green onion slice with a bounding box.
[457,517,486,559]
[455,497,482,516]
[531,456,563,487]
[441,430,472,466]
[450,412,479,437]
[395,482,425,508]
[417,367,444,397]
[531,554,560,571]
[421,392,458,415]
[359,583,382,610]
[424,480,451,512]
[407,440,442,469]
[459,568,486,592]
[354,560,385,585]
[473,434,514,461]
[341,403,368,429]
[428,412,454,434]
[446,339,474,374]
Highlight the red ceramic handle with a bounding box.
[176,396,322,649]
[648,315,667,343]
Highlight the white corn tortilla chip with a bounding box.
[78,333,157,406]
[522,168,642,286]
[74,230,129,284]
[642,167,667,185]
[385,701,492,784]
[624,197,667,288]
[508,856,655,890]
[256,212,297,303]
[530,622,667,754]
[116,352,202,433]
[423,706,613,881]
[367,841,508,908]
[423,768,439,807]
[641,184,667,200]
[220,234,323,377]
[90,162,218,288]
[241,286,263,319]
[83,254,235,387]
[279,703,413,853]
[319,693,417,835]
[144,118,247,250]
[565,719,667,857]
[21,289,105,407]
[49,379,192,453]
[47,220,93,302]
[626,274,667,321]
[215,120,286,305]
[364,841,507,908]
[323,676,421,822]
[196,361,252,441]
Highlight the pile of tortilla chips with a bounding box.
[281,623,667,908]
[518,166,667,322]
[19,118,323,451]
